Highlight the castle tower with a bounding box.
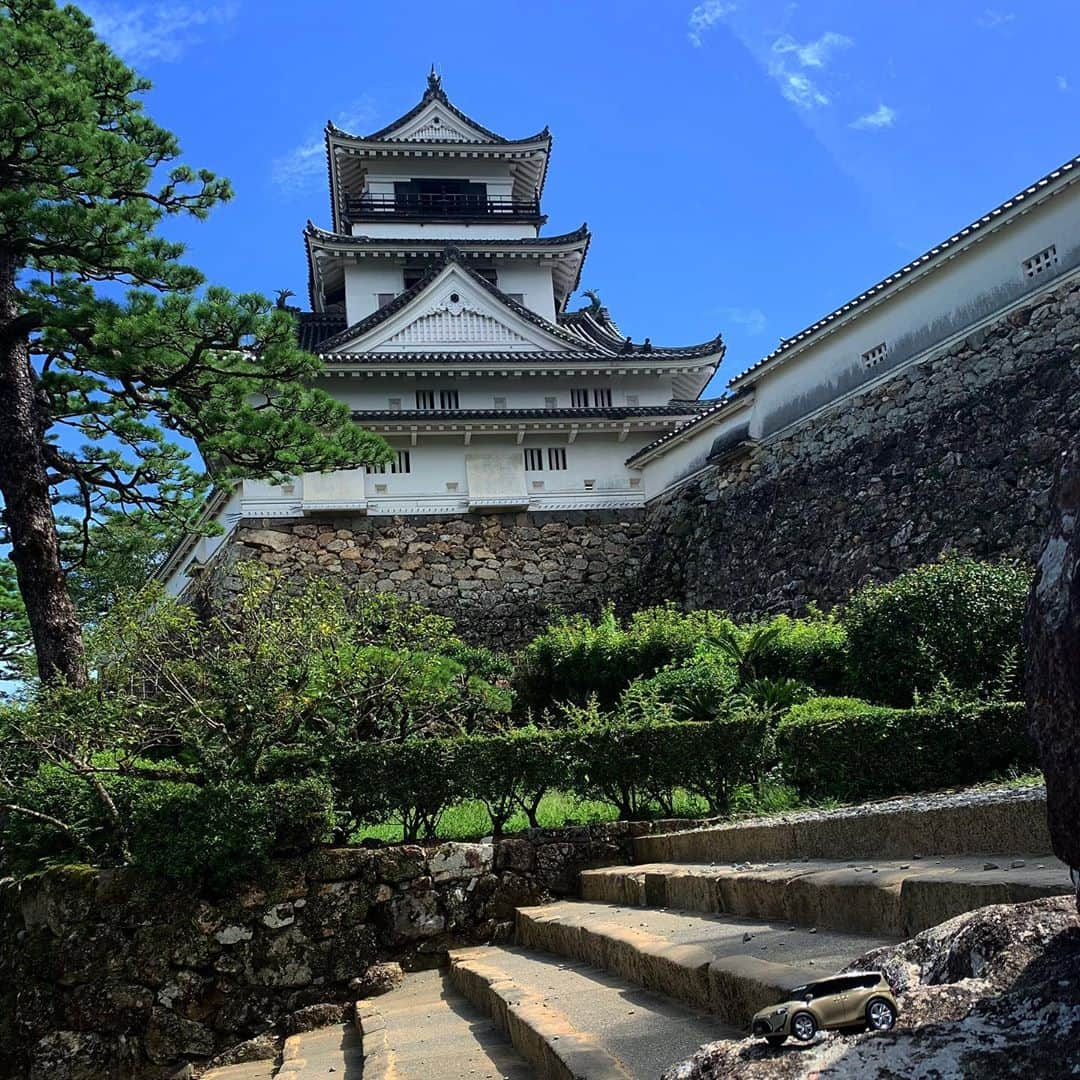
[160,73,725,617]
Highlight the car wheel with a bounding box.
[791,1011,817,1042]
[866,997,896,1032]
[765,1034,787,1046]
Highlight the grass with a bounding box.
[350,782,798,844]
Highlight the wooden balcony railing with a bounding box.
[346,191,542,222]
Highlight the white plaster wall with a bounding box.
[343,263,405,323]
[351,221,539,241]
[639,403,752,499]
[495,263,557,322]
[745,182,1080,438]
[321,373,676,410]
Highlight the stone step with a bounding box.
[580,854,1071,938]
[514,899,892,1026]
[201,1064,276,1080]
[449,944,736,1080]
[632,789,1050,865]
[277,1023,363,1078]
[355,967,537,1080]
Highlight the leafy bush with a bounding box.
[778,700,1036,801]
[753,613,849,693]
[620,651,737,722]
[841,557,1031,706]
[513,605,732,715]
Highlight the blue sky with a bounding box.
[79,0,1079,394]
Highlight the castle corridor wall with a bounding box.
[642,279,1080,615]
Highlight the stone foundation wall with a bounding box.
[0,820,701,1079]
[643,278,1080,615]
[216,509,647,648]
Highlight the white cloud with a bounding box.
[1057,75,1070,93]
[81,2,239,65]
[272,99,379,192]
[721,306,767,336]
[687,1,736,47]
[765,30,853,110]
[769,64,830,108]
[850,103,897,130]
[977,9,1016,29]
[772,30,853,69]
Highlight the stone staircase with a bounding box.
[206,792,1070,1079]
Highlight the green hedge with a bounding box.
[3,772,334,886]
[777,700,1035,801]
[753,614,849,694]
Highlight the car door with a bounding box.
[836,976,869,1025]
[810,979,849,1027]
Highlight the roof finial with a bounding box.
[427,64,442,94]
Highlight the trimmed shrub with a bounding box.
[513,605,732,715]
[457,728,574,832]
[753,614,849,693]
[680,710,778,813]
[778,700,1036,801]
[841,557,1031,706]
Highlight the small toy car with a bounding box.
[750,971,899,1045]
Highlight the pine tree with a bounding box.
[0,0,387,685]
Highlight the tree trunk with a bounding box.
[0,249,87,686]
[1025,442,1080,909]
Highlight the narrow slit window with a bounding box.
[593,388,613,407]
[570,388,590,408]
[392,450,411,474]
[415,389,435,410]
[439,389,460,410]
[548,447,567,471]
[524,448,544,471]
[1022,244,1058,279]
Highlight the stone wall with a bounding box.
[643,278,1080,615]
[0,820,700,1079]
[215,509,646,648]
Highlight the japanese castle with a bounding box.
[172,71,722,576]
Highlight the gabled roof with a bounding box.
[304,222,590,313]
[356,68,548,146]
[731,150,1080,388]
[308,245,725,379]
[324,72,553,230]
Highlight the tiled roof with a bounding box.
[297,311,347,352]
[309,245,725,359]
[345,73,551,147]
[731,151,1080,386]
[320,349,721,364]
[352,404,710,422]
[304,222,590,250]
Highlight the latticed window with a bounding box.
[548,447,567,470]
[366,450,411,475]
[861,342,888,370]
[523,448,544,471]
[570,388,590,407]
[439,390,460,410]
[1022,244,1058,279]
[593,388,613,407]
[415,390,435,410]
